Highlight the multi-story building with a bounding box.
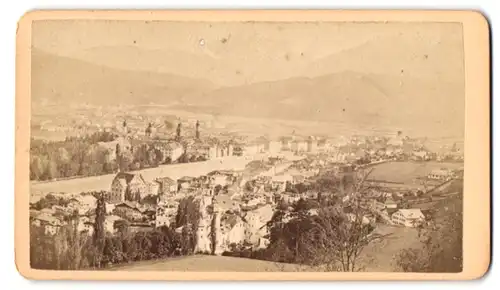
[109,172,149,203]
[291,139,308,153]
[154,176,178,195]
[113,201,145,222]
[391,209,425,227]
[307,137,318,152]
[32,214,64,236]
[268,140,282,155]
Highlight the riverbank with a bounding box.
[30,156,254,200]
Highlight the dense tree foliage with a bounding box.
[29,131,206,181]
[92,193,107,267]
[30,221,94,270]
[31,223,183,270]
[394,196,463,273]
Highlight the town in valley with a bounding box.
[30,112,464,272]
[29,20,464,272]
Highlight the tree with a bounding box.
[114,219,130,238]
[147,148,158,167]
[175,196,199,227]
[178,153,189,164]
[214,184,223,195]
[30,155,46,180]
[30,221,93,270]
[300,206,382,271]
[92,193,106,267]
[265,168,384,271]
[43,160,59,180]
[394,197,463,273]
[102,236,125,265]
[119,150,134,172]
[295,183,309,194]
[293,198,319,212]
[55,147,72,177]
[180,226,195,255]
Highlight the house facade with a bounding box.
[307,137,318,152]
[291,140,308,153]
[268,141,282,154]
[391,209,425,227]
[32,215,64,236]
[154,177,178,195]
[109,172,149,203]
[113,202,145,222]
[271,174,293,193]
[427,168,454,181]
[165,142,184,163]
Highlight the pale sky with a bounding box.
[32,20,464,87]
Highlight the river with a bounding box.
[30,156,256,198]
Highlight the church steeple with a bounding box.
[176,122,182,140]
[121,119,129,136]
[145,122,152,137]
[195,120,200,139]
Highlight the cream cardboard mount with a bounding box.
[15,10,491,281]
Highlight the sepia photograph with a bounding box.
[15,10,490,280]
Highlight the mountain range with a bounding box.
[31,49,465,137]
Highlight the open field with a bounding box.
[358,224,421,272]
[107,224,419,272]
[369,161,464,185]
[108,255,309,272]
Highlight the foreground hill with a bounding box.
[107,224,421,272]
[108,255,309,272]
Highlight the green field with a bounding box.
[358,224,421,272]
[368,161,463,185]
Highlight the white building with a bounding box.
[291,140,308,153]
[307,137,318,152]
[243,144,260,156]
[77,216,95,235]
[346,213,371,225]
[32,214,64,236]
[428,168,454,181]
[223,216,246,246]
[391,209,425,227]
[269,141,282,154]
[271,174,293,193]
[165,142,184,163]
[104,215,122,234]
[242,204,274,245]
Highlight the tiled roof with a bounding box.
[114,172,137,183]
[397,209,424,219]
[155,176,177,185]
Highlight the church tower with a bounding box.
[122,119,129,135]
[176,122,182,140]
[194,197,212,253]
[211,196,223,256]
[195,120,200,140]
[145,122,152,137]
